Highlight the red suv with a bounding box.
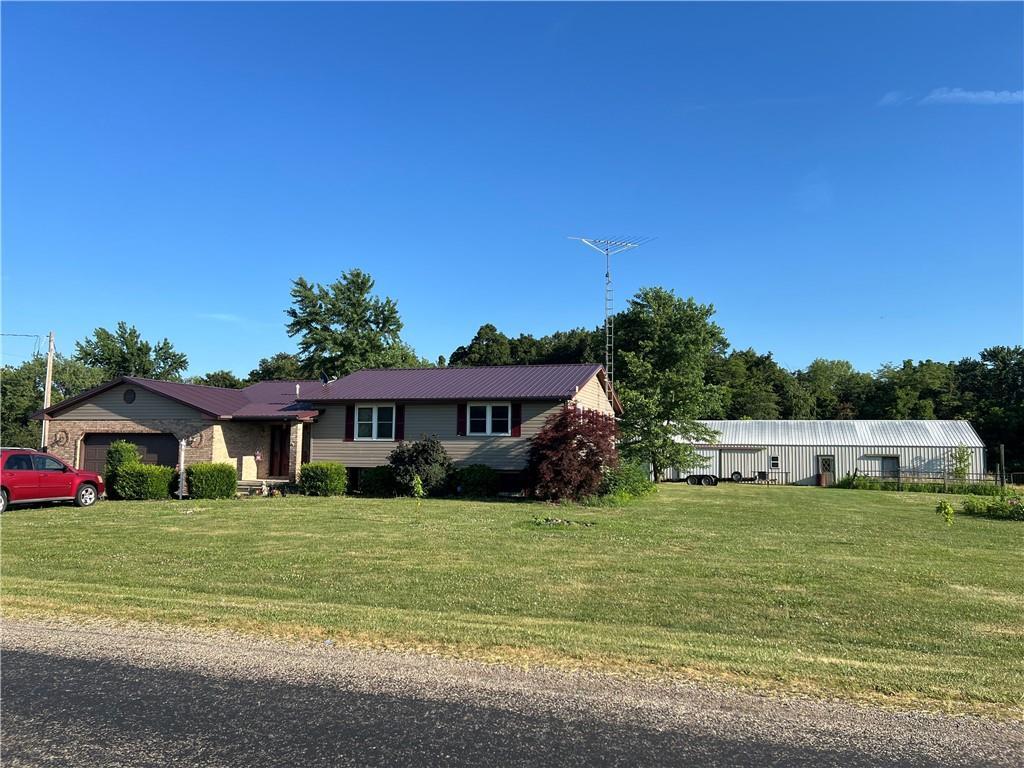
[0,448,105,514]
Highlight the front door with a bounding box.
[817,455,836,486]
[268,426,289,478]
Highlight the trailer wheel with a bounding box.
[700,475,715,486]
[731,471,742,483]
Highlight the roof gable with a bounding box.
[40,376,321,421]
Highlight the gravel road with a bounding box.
[2,617,1021,767]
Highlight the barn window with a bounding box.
[770,456,780,470]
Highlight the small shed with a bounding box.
[666,420,987,485]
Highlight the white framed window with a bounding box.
[770,456,780,470]
[355,403,395,440]
[467,402,511,436]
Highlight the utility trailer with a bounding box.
[682,470,748,486]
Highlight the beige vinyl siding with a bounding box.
[309,401,561,470]
[52,384,206,421]
[570,373,614,415]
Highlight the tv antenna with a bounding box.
[569,236,652,397]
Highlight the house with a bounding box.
[35,378,322,483]
[35,363,620,489]
[664,419,987,485]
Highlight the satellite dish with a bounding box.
[319,371,330,387]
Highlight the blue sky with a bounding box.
[3,2,1022,377]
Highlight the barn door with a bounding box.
[817,455,836,486]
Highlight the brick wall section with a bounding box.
[211,423,273,481]
[45,419,215,470]
[288,422,303,483]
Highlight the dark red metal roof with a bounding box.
[39,376,322,421]
[306,364,607,403]
[38,365,617,420]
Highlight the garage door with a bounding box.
[81,433,179,474]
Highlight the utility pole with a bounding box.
[40,331,55,450]
[569,236,652,397]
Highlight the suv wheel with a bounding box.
[75,484,97,508]
[0,489,7,514]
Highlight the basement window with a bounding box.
[467,403,511,436]
[355,404,394,440]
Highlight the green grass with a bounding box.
[2,484,1022,717]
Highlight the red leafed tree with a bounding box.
[527,402,618,501]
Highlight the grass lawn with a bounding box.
[2,484,1022,717]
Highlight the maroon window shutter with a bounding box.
[511,402,522,437]
[395,404,405,441]
[456,402,467,436]
[344,404,354,442]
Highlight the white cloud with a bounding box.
[877,91,913,107]
[919,87,1023,106]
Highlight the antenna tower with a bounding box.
[569,236,652,397]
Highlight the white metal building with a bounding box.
[666,420,987,485]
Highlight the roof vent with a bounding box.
[295,383,300,399]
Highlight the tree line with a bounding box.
[2,269,1020,471]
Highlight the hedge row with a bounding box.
[835,474,1005,496]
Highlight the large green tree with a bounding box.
[247,352,304,382]
[614,287,726,479]
[795,359,873,419]
[74,321,188,381]
[448,324,513,367]
[285,269,425,378]
[1,356,106,448]
[190,370,245,389]
[954,346,1024,472]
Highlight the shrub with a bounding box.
[105,440,142,500]
[935,499,955,527]
[452,464,500,497]
[600,462,656,501]
[388,436,453,496]
[961,493,1024,521]
[186,462,237,499]
[527,402,618,502]
[411,474,425,501]
[111,464,175,500]
[299,462,347,496]
[359,465,397,497]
